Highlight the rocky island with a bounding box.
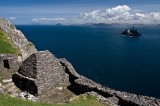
[0,18,160,106]
[121,28,142,37]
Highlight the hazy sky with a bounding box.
[0,0,160,24]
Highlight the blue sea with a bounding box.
[16,25,160,98]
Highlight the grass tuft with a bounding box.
[0,29,18,54]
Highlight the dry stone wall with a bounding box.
[14,51,70,95]
[59,58,160,106]
[0,54,20,71]
[1,18,160,106]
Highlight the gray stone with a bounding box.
[1,18,160,106]
[0,54,20,71]
[13,51,70,95]
[19,92,37,102]
[0,18,37,61]
[59,58,160,106]
[0,87,4,94]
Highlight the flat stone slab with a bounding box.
[2,78,12,83]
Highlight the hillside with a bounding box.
[0,18,107,106]
[0,18,37,61]
[0,29,18,54]
[1,18,160,106]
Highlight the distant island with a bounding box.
[121,28,142,37]
[1,18,160,106]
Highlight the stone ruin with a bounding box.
[12,50,70,95]
[0,54,20,71]
[11,50,160,105]
[1,18,160,105]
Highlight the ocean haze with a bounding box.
[16,25,160,99]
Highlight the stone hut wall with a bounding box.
[16,51,70,95]
[35,51,70,94]
[18,54,37,79]
[0,54,20,71]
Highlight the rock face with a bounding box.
[12,51,70,95]
[0,18,37,61]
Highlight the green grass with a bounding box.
[0,29,18,54]
[67,95,106,106]
[0,95,106,106]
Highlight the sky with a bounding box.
[0,0,160,25]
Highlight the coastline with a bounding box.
[1,18,160,106]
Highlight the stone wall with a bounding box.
[0,18,37,61]
[18,54,37,79]
[0,54,20,71]
[35,51,70,94]
[12,52,160,105]
[1,18,160,105]
[14,51,70,95]
[59,58,160,106]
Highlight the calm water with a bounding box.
[16,25,160,98]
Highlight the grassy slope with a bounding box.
[0,29,17,54]
[0,25,106,106]
[0,95,106,106]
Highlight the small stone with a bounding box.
[2,79,12,83]
[56,87,63,90]
[0,87,4,94]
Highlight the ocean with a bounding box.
[16,25,160,98]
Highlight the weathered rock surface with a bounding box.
[0,18,37,61]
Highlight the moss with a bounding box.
[0,29,18,54]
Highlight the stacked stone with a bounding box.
[0,54,20,71]
[59,58,160,106]
[15,51,70,95]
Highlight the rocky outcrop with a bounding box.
[0,18,37,61]
[12,51,70,95]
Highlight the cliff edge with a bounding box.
[0,18,160,106]
[0,18,37,61]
